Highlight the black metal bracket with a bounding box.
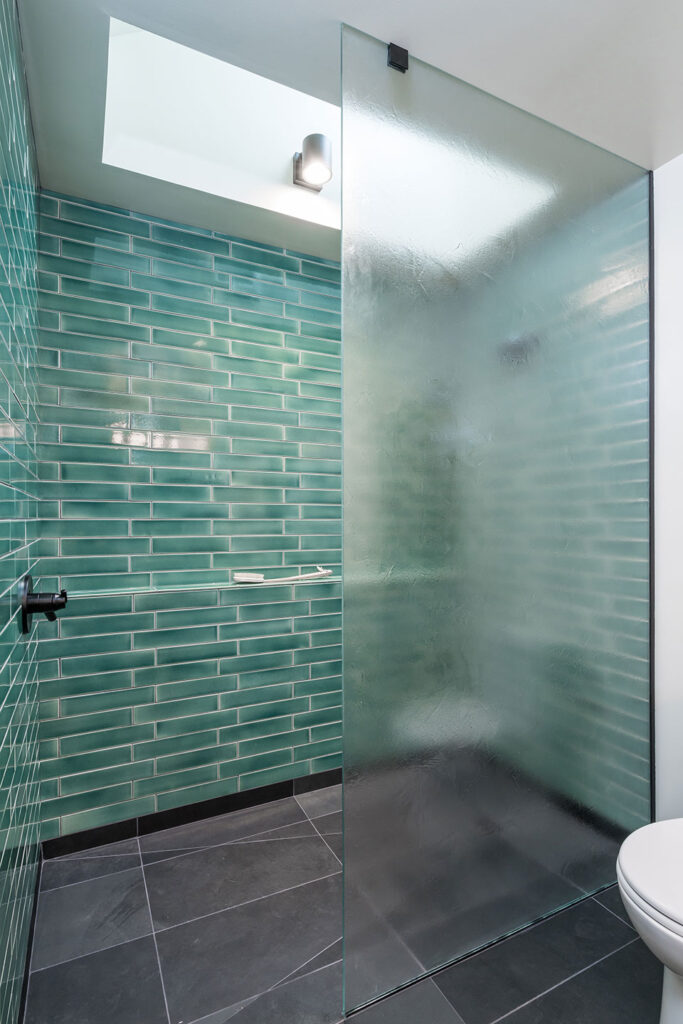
[18,575,67,634]
[387,42,409,73]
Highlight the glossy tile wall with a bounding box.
[35,193,341,839]
[0,0,42,1019]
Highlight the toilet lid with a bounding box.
[618,818,683,927]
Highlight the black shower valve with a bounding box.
[18,575,67,634]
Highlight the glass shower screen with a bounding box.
[342,25,651,1013]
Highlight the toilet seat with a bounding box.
[617,818,683,931]
[618,864,683,939]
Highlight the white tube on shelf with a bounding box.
[233,566,333,584]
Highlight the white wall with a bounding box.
[655,153,683,820]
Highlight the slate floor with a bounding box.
[24,785,663,1024]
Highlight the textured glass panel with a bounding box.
[342,25,650,1012]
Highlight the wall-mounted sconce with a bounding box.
[293,133,332,192]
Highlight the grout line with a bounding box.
[137,810,311,865]
[309,816,341,866]
[137,838,172,1024]
[184,955,343,1024]
[592,892,634,929]
[486,937,639,1024]
[29,928,155,975]
[153,868,342,936]
[266,935,342,992]
[38,860,142,894]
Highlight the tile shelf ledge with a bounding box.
[63,575,342,600]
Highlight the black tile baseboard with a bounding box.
[41,768,342,860]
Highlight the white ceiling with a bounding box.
[18,0,683,258]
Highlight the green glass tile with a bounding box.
[156,606,237,629]
[40,708,132,741]
[59,201,150,238]
[132,272,212,302]
[134,624,217,649]
[61,275,150,308]
[155,776,237,812]
[134,764,217,797]
[298,289,341,313]
[293,737,339,761]
[61,760,154,796]
[236,761,308,791]
[151,225,229,257]
[155,742,237,775]
[299,260,340,283]
[238,697,309,725]
[151,258,226,288]
[157,673,237,703]
[61,686,155,717]
[293,645,342,666]
[60,649,155,678]
[40,746,132,780]
[60,239,150,272]
[133,730,217,762]
[214,254,283,282]
[132,307,212,336]
[61,313,150,342]
[295,677,342,699]
[310,722,342,742]
[155,708,237,739]
[230,276,299,303]
[40,215,130,251]
[39,252,130,286]
[42,783,133,819]
[220,748,292,779]
[134,236,213,268]
[310,752,341,773]
[134,588,218,612]
[239,729,308,758]
[232,244,299,273]
[61,797,156,836]
[155,639,238,667]
[285,303,340,327]
[59,724,152,757]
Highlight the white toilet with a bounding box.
[618,819,683,1024]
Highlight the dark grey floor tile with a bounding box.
[313,810,341,835]
[145,833,339,929]
[296,786,341,820]
[76,838,140,858]
[502,939,661,1024]
[190,960,343,1024]
[355,979,466,1023]
[31,866,152,970]
[282,937,342,984]
[594,884,633,927]
[435,896,635,1024]
[139,797,306,862]
[231,819,318,844]
[157,872,341,1023]
[321,832,343,862]
[25,935,167,1024]
[41,851,141,891]
[344,884,426,1010]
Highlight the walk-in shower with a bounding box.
[342,25,651,1015]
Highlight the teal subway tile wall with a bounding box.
[36,193,341,838]
[0,0,42,1018]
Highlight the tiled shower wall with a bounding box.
[35,192,341,839]
[0,0,42,1018]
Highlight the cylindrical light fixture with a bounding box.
[293,133,332,192]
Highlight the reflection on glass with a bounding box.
[342,26,650,1012]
